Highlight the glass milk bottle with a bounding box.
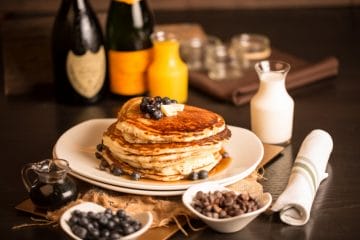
[250,60,294,145]
[148,31,188,103]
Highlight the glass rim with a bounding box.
[34,158,71,174]
[231,33,270,45]
[151,31,177,42]
[254,60,291,74]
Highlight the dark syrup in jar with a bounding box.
[29,177,78,210]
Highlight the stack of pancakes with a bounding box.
[101,97,231,181]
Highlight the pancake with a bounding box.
[102,148,223,181]
[116,97,226,143]
[103,123,230,156]
[99,97,231,181]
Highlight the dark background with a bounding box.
[1,0,360,239]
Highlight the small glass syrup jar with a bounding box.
[147,31,188,103]
[21,159,78,210]
[250,60,294,145]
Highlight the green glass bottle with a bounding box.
[52,0,106,104]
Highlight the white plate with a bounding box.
[70,171,186,196]
[68,170,251,196]
[60,202,152,240]
[54,118,263,191]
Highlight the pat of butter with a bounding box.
[161,104,184,117]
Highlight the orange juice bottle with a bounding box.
[106,0,154,96]
[147,31,188,103]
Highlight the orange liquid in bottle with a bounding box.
[147,32,188,103]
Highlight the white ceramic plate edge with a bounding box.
[69,171,186,196]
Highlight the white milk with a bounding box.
[250,71,294,145]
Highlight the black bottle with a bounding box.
[51,0,106,104]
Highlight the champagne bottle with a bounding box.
[52,0,106,104]
[106,0,154,96]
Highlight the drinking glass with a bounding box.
[230,33,271,69]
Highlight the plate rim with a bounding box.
[69,171,186,196]
[54,118,264,191]
[68,169,256,196]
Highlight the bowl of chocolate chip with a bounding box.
[182,182,272,233]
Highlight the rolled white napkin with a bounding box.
[271,129,333,226]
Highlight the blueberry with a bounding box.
[131,220,142,230]
[99,215,108,226]
[152,110,163,120]
[198,170,209,179]
[94,212,102,220]
[133,221,142,231]
[105,214,113,220]
[140,101,148,112]
[146,104,157,114]
[72,225,87,239]
[124,225,135,235]
[101,229,110,238]
[112,216,120,224]
[68,215,79,225]
[92,221,99,229]
[222,151,230,158]
[188,172,199,180]
[79,217,89,227]
[120,221,130,229]
[154,96,162,103]
[148,98,155,105]
[116,209,126,219]
[86,222,95,231]
[96,143,104,152]
[111,166,123,176]
[99,160,109,171]
[72,210,82,217]
[110,232,121,239]
[80,212,87,218]
[95,151,103,159]
[141,97,151,104]
[88,227,100,238]
[87,211,95,218]
[105,208,112,215]
[107,220,116,229]
[131,172,141,181]
[154,101,161,110]
[162,97,171,105]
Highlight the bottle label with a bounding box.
[115,0,140,5]
[66,46,106,98]
[108,48,152,95]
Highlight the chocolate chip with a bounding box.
[191,190,260,219]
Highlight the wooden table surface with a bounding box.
[1,6,360,240]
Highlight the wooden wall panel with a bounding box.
[187,0,354,9]
[0,0,357,16]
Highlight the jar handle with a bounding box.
[21,163,35,192]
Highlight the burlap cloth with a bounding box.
[46,172,263,230]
